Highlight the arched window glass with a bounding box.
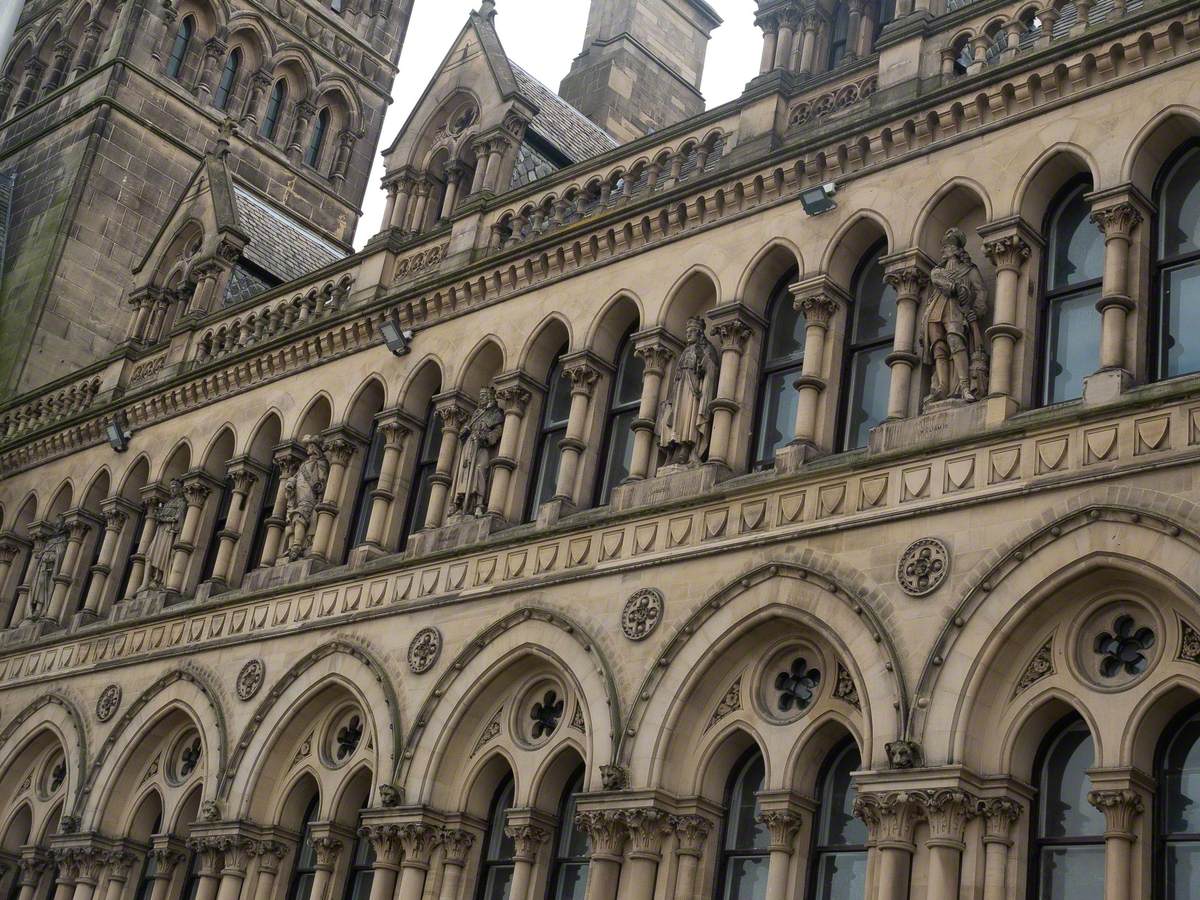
[340,824,376,900]
[528,348,571,519]
[330,0,345,11]
[347,423,383,554]
[305,107,330,169]
[287,797,321,900]
[1041,183,1103,405]
[166,16,193,79]
[130,816,164,900]
[840,242,896,451]
[213,47,241,110]
[247,463,279,568]
[1156,145,1200,380]
[547,766,589,900]
[199,476,232,583]
[717,750,769,900]
[400,403,439,547]
[114,503,146,601]
[597,331,643,504]
[809,742,867,900]
[754,274,804,468]
[77,523,106,612]
[828,4,850,68]
[1159,707,1200,898]
[262,80,286,140]
[477,776,516,900]
[1031,717,1105,898]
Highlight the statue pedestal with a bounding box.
[111,590,168,623]
[773,440,825,474]
[1083,368,1132,407]
[405,513,509,557]
[868,400,987,455]
[609,462,729,513]
[0,618,59,647]
[348,543,390,568]
[535,497,577,528]
[240,557,331,593]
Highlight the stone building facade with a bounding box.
[0,0,1199,898]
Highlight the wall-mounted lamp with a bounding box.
[800,182,838,216]
[106,411,132,452]
[380,314,413,357]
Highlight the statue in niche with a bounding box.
[451,386,504,518]
[27,518,67,619]
[656,316,719,467]
[918,227,990,409]
[285,436,329,559]
[146,480,186,589]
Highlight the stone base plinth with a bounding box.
[111,590,168,623]
[348,543,391,568]
[609,462,729,512]
[241,557,331,593]
[868,400,987,455]
[405,514,509,557]
[773,441,824,474]
[0,618,59,647]
[536,497,577,528]
[1083,368,1132,406]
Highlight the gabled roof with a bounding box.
[233,188,344,286]
[511,63,618,165]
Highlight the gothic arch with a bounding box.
[117,454,152,499]
[517,313,573,380]
[819,212,893,290]
[266,44,319,98]
[396,355,444,416]
[1124,671,1200,773]
[313,77,363,134]
[291,392,334,440]
[1121,105,1200,197]
[244,409,285,459]
[735,239,803,318]
[999,686,1102,782]
[453,335,506,396]
[199,424,238,472]
[1011,142,1100,225]
[658,265,721,335]
[584,291,643,363]
[157,440,193,484]
[339,374,388,431]
[909,177,994,258]
[0,693,88,823]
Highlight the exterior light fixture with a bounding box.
[800,182,838,216]
[380,314,413,356]
[106,411,132,452]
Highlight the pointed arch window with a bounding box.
[1040,181,1103,405]
[547,766,589,900]
[305,107,331,169]
[340,822,376,900]
[287,796,321,900]
[198,476,232,583]
[596,331,643,504]
[808,742,867,900]
[717,750,769,900]
[753,273,804,468]
[347,422,383,553]
[1154,144,1200,380]
[213,47,241,110]
[828,3,851,68]
[247,463,279,568]
[166,16,194,80]
[839,241,896,451]
[262,79,286,140]
[399,402,439,547]
[1030,716,1105,898]
[130,816,164,900]
[114,503,146,601]
[1159,705,1200,898]
[477,776,516,900]
[527,347,571,519]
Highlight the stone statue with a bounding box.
[27,519,67,619]
[656,316,719,467]
[918,227,989,408]
[285,436,329,559]
[146,480,186,589]
[451,387,504,518]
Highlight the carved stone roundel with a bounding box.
[897,537,950,597]
[621,588,664,641]
[408,627,442,673]
[96,684,122,722]
[236,658,266,701]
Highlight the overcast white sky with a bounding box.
[354,0,761,246]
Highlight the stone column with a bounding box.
[919,791,974,900]
[380,181,399,232]
[435,830,475,900]
[844,0,865,61]
[395,825,441,900]
[287,102,317,165]
[214,839,255,900]
[15,851,49,900]
[1087,790,1143,900]
[853,793,922,900]
[390,177,415,231]
[195,36,227,104]
[483,140,507,193]
[669,816,711,900]
[245,842,285,900]
[576,812,626,900]
[979,231,1033,420]
[69,850,106,900]
[439,165,464,220]
[706,313,755,468]
[757,15,779,73]
[486,382,532,518]
[185,840,221,900]
[552,359,601,505]
[407,180,431,234]
[145,842,186,900]
[360,826,400,900]
[207,465,258,587]
[81,505,129,614]
[331,130,357,187]
[165,480,211,593]
[625,336,677,482]
[616,810,671,900]
[1088,194,1144,385]
[469,142,490,194]
[259,449,300,567]
[774,11,798,70]
[46,515,92,622]
[129,485,165,596]
[101,850,137,900]
[798,14,822,75]
[360,416,411,551]
[186,262,225,317]
[13,60,46,114]
[307,437,357,562]
[0,78,15,120]
[49,850,79,900]
[307,837,342,900]
[882,256,930,421]
[0,537,28,613]
[976,799,1021,900]
[243,70,273,130]
[788,282,844,451]
[757,812,802,900]
[504,824,549,900]
[75,20,106,77]
[43,41,76,94]
[423,399,470,530]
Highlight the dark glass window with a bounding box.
[717,750,769,900]
[76,521,107,612]
[166,16,193,79]
[305,107,330,169]
[247,464,279,569]
[808,743,866,900]
[547,767,588,900]
[1030,717,1104,898]
[199,478,232,583]
[287,797,321,900]
[597,333,643,504]
[347,424,383,554]
[114,504,146,603]
[1041,183,1103,405]
[476,777,516,900]
[130,816,164,900]
[1156,146,1200,380]
[340,823,375,900]
[840,242,896,451]
[754,272,803,468]
[262,80,286,140]
[527,349,571,519]
[1160,707,1200,899]
[213,47,241,110]
[180,846,200,900]
[828,3,850,68]
[399,403,440,546]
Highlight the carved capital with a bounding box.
[976,798,1022,844]
[1090,202,1143,239]
[321,438,356,467]
[0,541,20,565]
[185,839,222,877]
[105,849,138,881]
[396,824,441,866]
[563,362,601,396]
[378,419,410,450]
[216,838,256,874]
[227,468,258,495]
[309,837,342,869]
[359,825,401,865]
[795,294,840,328]
[574,810,627,859]
[146,848,186,876]
[916,789,976,846]
[755,810,802,852]
[439,829,475,865]
[183,482,211,507]
[619,809,673,857]
[853,792,924,848]
[633,342,675,376]
[982,235,1032,272]
[494,386,531,415]
[670,814,713,855]
[503,824,549,862]
[73,849,108,883]
[1087,789,1144,836]
[252,841,287,874]
[17,855,49,887]
[102,508,128,532]
[883,266,929,300]
[711,319,754,352]
[435,403,470,430]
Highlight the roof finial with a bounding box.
[478,0,496,22]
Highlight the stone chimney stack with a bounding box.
[558,0,722,144]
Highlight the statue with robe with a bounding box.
[146,480,186,589]
[656,316,719,467]
[451,386,504,518]
[285,437,329,559]
[918,227,990,408]
[27,519,67,619]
